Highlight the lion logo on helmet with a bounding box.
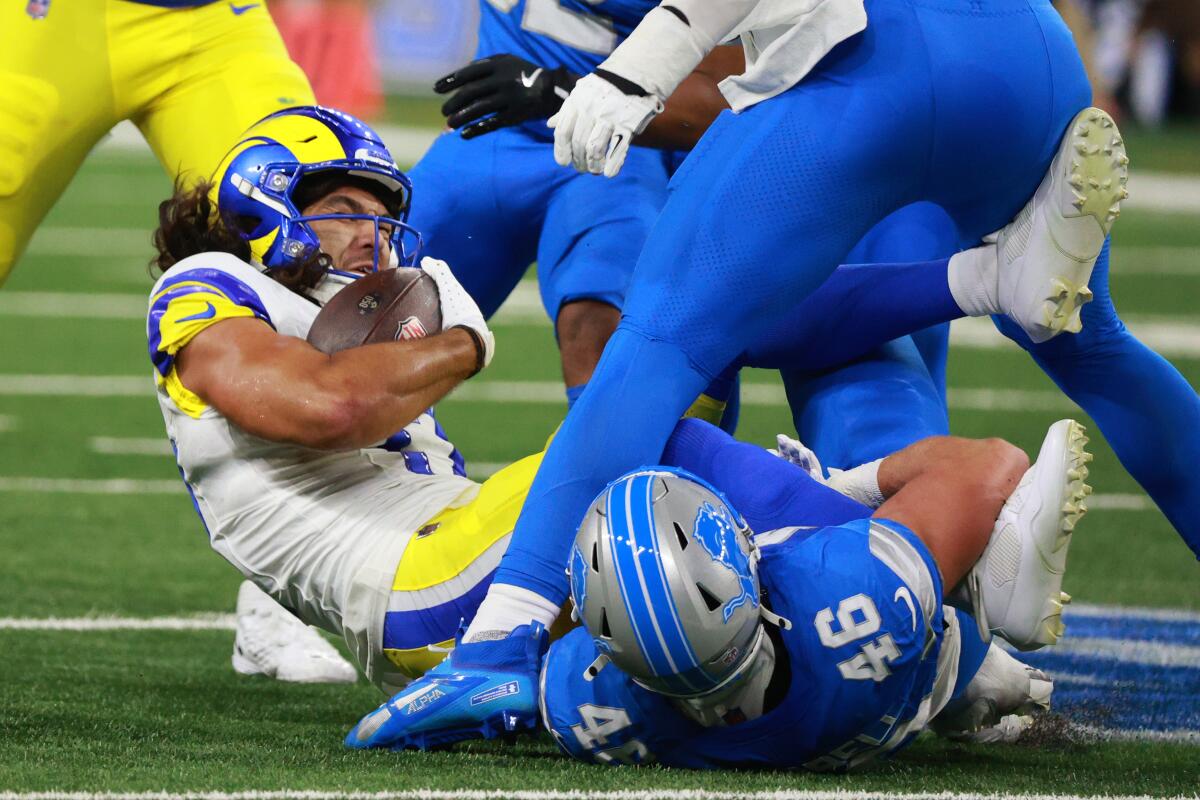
[691,501,758,623]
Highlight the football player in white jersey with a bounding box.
[147,105,540,693]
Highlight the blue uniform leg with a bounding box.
[536,146,670,323]
[661,418,872,531]
[408,129,547,318]
[948,608,992,702]
[993,241,1200,556]
[782,339,949,470]
[770,202,964,468]
[537,145,671,406]
[494,0,1091,606]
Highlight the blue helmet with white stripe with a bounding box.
[569,467,768,699]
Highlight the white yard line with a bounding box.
[0,615,234,631]
[94,117,1200,216]
[948,315,1200,358]
[1110,245,1200,275]
[5,283,1200,359]
[3,602,1191,632]
[1067,602,1200,622]
[0,790,1197,800]
[0,471,1157,517]
[0,291,147,318]
[23,227,152,258]
[0,375,148,396]
[1049,637,1200,669]
[465,461,507,480]
[0,477,183,494]
[89,436,173,456]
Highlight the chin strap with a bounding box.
[760,605,792,631]
[583,652,611,682]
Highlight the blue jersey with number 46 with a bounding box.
[476,0,658,76]
[540,518,948,771]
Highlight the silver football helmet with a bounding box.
[569,467,785,699]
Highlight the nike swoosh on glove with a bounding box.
[548,72,663,178]
[435,53,578,140]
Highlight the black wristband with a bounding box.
[453,325,486,376]
[594,68,650,98]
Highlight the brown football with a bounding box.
[306,268,442,354]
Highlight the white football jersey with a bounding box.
[659,0,868,112]
[147,253,477,679]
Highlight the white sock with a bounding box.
[947,244,1000,317]
[464,583,560,643]
[826,458,886,509]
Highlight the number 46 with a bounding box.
[814,594,901,682]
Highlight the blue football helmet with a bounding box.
[211,105,422,296]
[570,467,773,699]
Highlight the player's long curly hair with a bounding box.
[150,179,326,292]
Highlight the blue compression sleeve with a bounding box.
[742,258,962,371]
[949,608,991,701]
[565,383,586,409]
[994,241,1200,557]
[661,418,872,530]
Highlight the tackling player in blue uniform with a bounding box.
[537,414,1092,770]
[349,414,1092,764]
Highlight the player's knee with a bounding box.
[978,437,1029,495]
[556,300,621,386]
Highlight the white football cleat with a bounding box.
[931,642,1053,743]
[967,419,1092,651]
[232,580,358,684]
[995,106,1128,343]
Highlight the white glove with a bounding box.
[769,434,826,483]
[548,73,664,177]
[420,257,495,372]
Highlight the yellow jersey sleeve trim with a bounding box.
[156,369,210,419]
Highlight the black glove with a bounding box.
[434,54,579,140]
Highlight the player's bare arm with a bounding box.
[635,45,743,150]
[174,316,478,451]
[872,436,1029,585]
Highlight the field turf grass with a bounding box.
[0,118,1197,797]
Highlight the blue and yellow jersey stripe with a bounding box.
[148,267,273,417]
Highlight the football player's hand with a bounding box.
[770,434,826,483]
[420,257,495,372]
[548,71,664,177]
[434,54,579,140]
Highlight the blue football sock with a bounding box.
[565,383,586,409]
[993,241,1200,557]
[661,418,872,530]
[742,258,962,371]
[949,608,992,701]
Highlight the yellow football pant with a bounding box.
[0,0,314,286]
[382,452,546,681]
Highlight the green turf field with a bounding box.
[0,120,1197,798]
